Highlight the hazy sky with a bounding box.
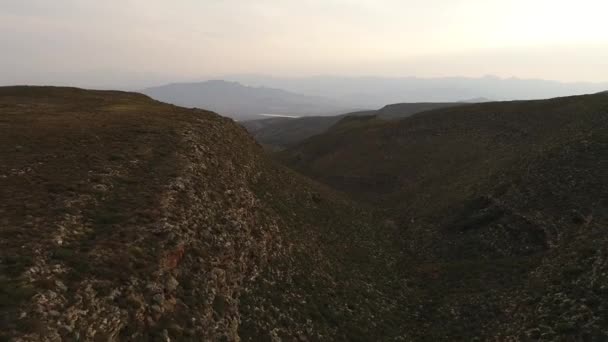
[1,0,607,88]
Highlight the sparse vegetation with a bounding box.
[277,91,608,339]
[1,87,606,340]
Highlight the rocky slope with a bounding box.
[0,87,405,341]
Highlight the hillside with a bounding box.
[242,102,464,150]
[141,80,350,121]
[279,93,608,339]
[280,93,607,209]
[2,87,607,341]
[241,111,373,151]
[0,87,409,341]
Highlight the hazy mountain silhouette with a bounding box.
[225,75,608,108]
[142,80,352,120]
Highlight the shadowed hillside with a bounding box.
[280,94,607,212]
[279,93,608,340]
[241,110,374,151]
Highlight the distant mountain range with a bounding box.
[142,77,606,122]
[225,75,608,108]
[142,80,352,120]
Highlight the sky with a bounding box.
[1,0,607,88]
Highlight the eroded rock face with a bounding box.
[0,89,262,340]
